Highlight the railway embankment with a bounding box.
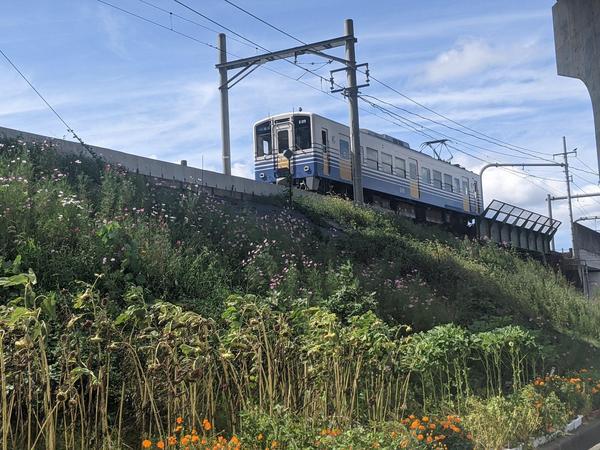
[2,133,600,449]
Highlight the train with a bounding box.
[254,112,483,227]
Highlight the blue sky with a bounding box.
[1,0,599,250]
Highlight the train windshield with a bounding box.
[255,121,272,157]
[293,115,311,150]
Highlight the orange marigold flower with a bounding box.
[181,436,190,446]
[390,431,398,438]
[176,417,184,424]
[257,433,264,441]
[142,440,152,448]
[175,425,183,433]
[191,435,199,443]
[156,441,165,449]
[418,425,426,431]
[417,434,424,441]
[202,418,212,431]
[410,420,420,430]
[271,440,279,448]
[167,436,177,446]
[426,436,433,444]
[201,437,207,445]
[429,424,436,429]
[422,416,429,422]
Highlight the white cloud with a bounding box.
[424,39,503,83]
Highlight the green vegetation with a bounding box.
[1,137,600,449]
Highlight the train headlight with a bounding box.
[259,173,265,179]
[303,165,310,173]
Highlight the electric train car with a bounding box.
[254,112,482,225]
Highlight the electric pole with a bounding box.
[547,193,555,251]
[218,33,231,176]
[215,19,369,203]
[554,136,577,257]
[344,19,364,204]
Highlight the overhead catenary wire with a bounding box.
[0,47,98,159]
[100,0,573,209]
[135,0,259,49]
[217,0,576,165]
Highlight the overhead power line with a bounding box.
[97,0,219,50]
[135,0,258,49]
[221,0,305,45]
[0,47,97,159]
[217,0,570,165]
[100,0,578,206]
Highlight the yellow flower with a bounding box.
[271,440,279,448]
[142,440,152,448]
[257,433,264,441]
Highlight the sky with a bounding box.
[1,0,600,251]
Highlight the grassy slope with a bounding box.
[1,137,600,370]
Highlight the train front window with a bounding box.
[255,121,272,157]
[277,130,290,153]
[294,116,311,150]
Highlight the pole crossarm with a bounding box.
[479,162,565,176]
[215,35,353,71]
[479,162,565,210]
[552,192,600,201]
[576,216,600,223]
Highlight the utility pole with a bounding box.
[344,19,363,204]
[218,33,231,176]
[215,20,369,203]
[554,136,577,257]
[547,193,555,251]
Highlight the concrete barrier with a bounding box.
[0,126,284,198]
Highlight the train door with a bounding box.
[339,135,352,180]
[462,177,470,212]
[408,158,419,199]
[321,128,330,176]
[274,121,293,175]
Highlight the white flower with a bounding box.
[75,160,81,164]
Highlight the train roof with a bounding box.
[254,112,478,177]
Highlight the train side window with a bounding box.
[462,177,469,194]
[366,147,378,169]
[421,167,431,184]
[339,137,350,159]
[453,177,461,193]
[381,152,392,174]
[321,129,328,152]
[443,174,453,191]
[409,161,418,180]
[394,157,406,177]
[433,170,442,189]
